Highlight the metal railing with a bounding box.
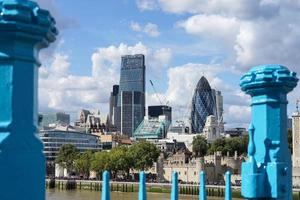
[100,170,233,200]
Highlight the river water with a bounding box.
[46,190,199,200]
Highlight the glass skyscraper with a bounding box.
[114,54,146,136]
[190,76,223,133]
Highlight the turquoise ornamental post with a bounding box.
[171,171,178,200]
[101,171,110,200]
[0,0,57,199]
[139,171,147,200]
[240,65,298,199]
[225,171,232,200]
[199,171,207,200]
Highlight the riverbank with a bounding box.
[46,179,242,199]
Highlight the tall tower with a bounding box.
[293,100,300,170]
[190,76,223,134]
[109,85,119,125]
[115,54,146,136]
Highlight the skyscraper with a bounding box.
[109,85,119,125]
[190,76,223,134]
[115,54,146,136]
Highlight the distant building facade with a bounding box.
[292,110,300,186]
[190,76,224,136]
[108,85,119,128]
[75,109,104,133]
[134,115,169,140]
[114,54,146,137]
[157,151,242,184]
[39,112,70,128]
[39,129,102,162]
[148,105,172,123]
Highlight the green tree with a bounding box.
[207,138,226,155]
[74,151,93,178]
[207,136,249,156]
[90,151,110,176]
[192,136,208,156]
[129,141,160,171]
[55,144,79,175]
[109,146,132,177]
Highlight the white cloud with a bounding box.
[177,15,240,45]
[148,63,250,127]
[130,21,142,32]
[39,42,172,113]
[130,21,161,37]
[157,0,279,19]
[136,0,158,11]
[144,23,160,37]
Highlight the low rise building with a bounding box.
[161,151,242,184]
[134,116,170,140]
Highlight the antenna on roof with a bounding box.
[297,99,299,113]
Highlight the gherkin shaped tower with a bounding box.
[191,76,217,133]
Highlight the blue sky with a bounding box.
[36,0,300,127]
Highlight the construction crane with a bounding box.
[149,79,164,105]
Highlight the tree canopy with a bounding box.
[192,136,208,156]
[128,141,160,171]
[55,144,79,173]
[207,136,248,156]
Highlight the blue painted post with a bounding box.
[225,171,232,200]
[171,171,178,200]
[0,1,57,200]
[199,171,207,200]
[101,171,110,200]
[139,171,147,200]
[240,65,298,199]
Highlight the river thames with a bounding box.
[46,190,199,200]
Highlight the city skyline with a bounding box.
[36,0,300,128]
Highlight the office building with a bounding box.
[134,115,169,140]
[74,109,104,133]
[109,85,119,126]
[39,112,70,128]
[190,76,223,134]
[115,54,146,136]
[148,105,172,123]
[39,129,102,162]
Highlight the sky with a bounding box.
[36,0,300,128]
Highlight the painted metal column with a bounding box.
[171,171,178,200]
[139,171,147,200]
[101,171,110,200]
[240,65,298,199]
[0,1,57,200]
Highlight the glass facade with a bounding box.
[39,112,70,128]
[148,105,172,123]
[134,116,169,140]
[191,76,217,133]
[39,130,102,161]
[115,54,146,136]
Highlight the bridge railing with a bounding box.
[101,170,233,200]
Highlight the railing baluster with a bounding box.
[139,171,147,200]
[101,171,110,200]
[225,171,232,200]
[171,171,178,200]
[199,171,207,200]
